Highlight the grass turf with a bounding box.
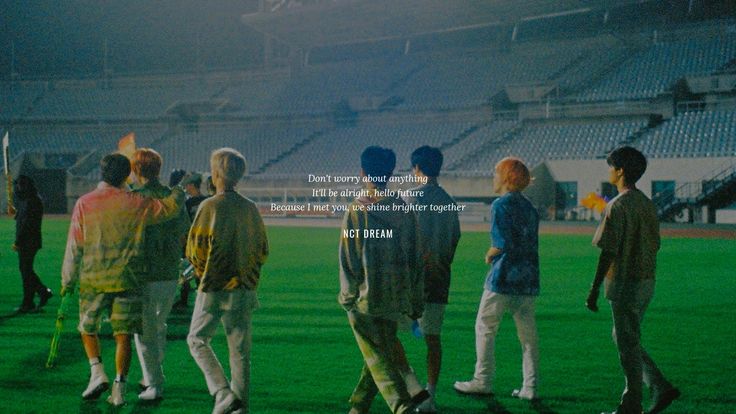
[0,217,734,413]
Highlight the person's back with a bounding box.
[488,191,539,296]
[339,146,426,414]
[69,182,181,292]
[186,148,268,414]
[60,153,185,407]
[595,188,659,301]
[407,182,460,302]
[586,146,679,414]
[133,180,191,283]
[188,191,267,292]
[340,194,420,321]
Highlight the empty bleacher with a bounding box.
[392,47,590,110]
[456,118,650,173]
[575,34,736,102]
[155,123,318,174]
[0,82,47,119]
[263,120,477,176]
[635,109,736,158]
[8,124,166,155]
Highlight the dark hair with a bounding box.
[13,175,38,200]
[411,145,443,177]
[169,169,186,187]
[361,146,396,188]
[606,146,647,185]
[100,153,131,187]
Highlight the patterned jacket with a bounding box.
[339,192,423,321]
[61,182,185,293]
[186,191,269,292]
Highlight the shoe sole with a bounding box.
[82,382,110,400]
[453,387,493,397]
[511,390,536,401]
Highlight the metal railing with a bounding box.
[654,160,736,216]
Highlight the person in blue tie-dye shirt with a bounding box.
[454,157,540,401]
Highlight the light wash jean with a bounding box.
[135,280,178,388]
[188,288,258,408]
[473,289,539,393]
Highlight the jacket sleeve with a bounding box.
[186,202,212,278]
[406,212,424,319]
[139,186,186,225]
[338,207,363,311]
[256,211,269,269]
[61,201,83,290]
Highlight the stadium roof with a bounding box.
[241,0,643,48]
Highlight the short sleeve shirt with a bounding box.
[592,188,660,301]
[486,192,540,296]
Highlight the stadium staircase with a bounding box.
[558,47,637,96]
[254,128,330,175]
[449,123,523,171]
[439,123,483,151]
[613,117,660,149]
[655,161,736,221]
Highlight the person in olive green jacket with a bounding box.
[131,148,191,401]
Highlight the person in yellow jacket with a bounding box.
[186,147,269,414]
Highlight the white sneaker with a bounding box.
[81,371,110,400]
[212,388,240,414]
[511,388,536,400]
[453,380,492,396]
[138,385,163,401]
[414,395,437,413]
[106,380,126,406]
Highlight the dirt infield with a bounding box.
[263,217,735,239]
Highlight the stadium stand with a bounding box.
[457,118,650,173]
[155,123,320,173]
[263,120,476,176]
[635,109,736,158]
[8,124,166,155]
[392,46,589,110]
[27,81,221,120]
[574,34,736,102]
[0,82,46,120]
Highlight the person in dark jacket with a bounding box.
[12,175,52,313]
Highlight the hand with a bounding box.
[11,244,18,252]
[484,249,494,265]
[8,206,16,215]
[585,288,599,312]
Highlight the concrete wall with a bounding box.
[715,207,736,224]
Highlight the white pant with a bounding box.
[187,288,258,406]
[134,280,177,388]
[473,289,539,391]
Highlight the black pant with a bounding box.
[18,248,47,306]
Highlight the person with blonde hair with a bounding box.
[186,148,268,414]
[130,148,191,401]
[454,157,540,401]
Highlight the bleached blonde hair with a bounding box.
[210,147,247,187]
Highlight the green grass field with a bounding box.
[0,217,734,414]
